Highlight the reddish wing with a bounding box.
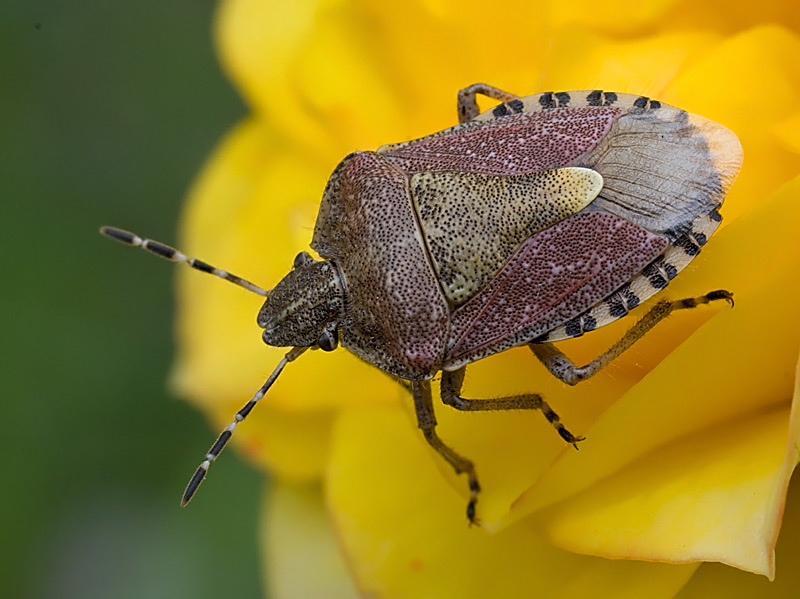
[380,107,621,176]
[445,212,669,367]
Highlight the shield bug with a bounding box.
[102,84,743,524]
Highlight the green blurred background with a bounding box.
[2,1,265,597]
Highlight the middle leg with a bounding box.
[440,367,584,447]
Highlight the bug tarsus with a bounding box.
[705,289,734,308]
[466,475,482,526]
[571,436,586,451]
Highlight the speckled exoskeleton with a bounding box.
[102,84,743,524]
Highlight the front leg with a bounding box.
[441,367,583,447]
[457,83,519,123]
[411,380,482,524]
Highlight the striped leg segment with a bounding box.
[412,380,483,525]
[100,226,268,296]
[457,83,519,123]
[427,367,584,524]
[181,346,308,506]
[441,367,583,447]
[530,290,734,385]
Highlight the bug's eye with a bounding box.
[318,329,338,352]
[293,251,314,269]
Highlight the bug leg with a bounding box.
[530,289,734,385]
[412,380,482,525]
[441,367,584,448]
[457,83,519,123]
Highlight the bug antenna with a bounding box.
[100,226,269,297]
[180,346,309,506]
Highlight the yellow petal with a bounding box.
[215,0,319,109]
[540,404,795,577]
[662,1,800,37]
[345,0,555,127]
[550,0,800,36]
[327,406,698,598]
[217,0,415,157]
[676,480,800,597]
[537,29,720,99]
[666,25,800,226]
[262,481,359,599]
[549,0,679,35]
[217,0,558,155]
[512,175,800,520]
[172,120,400,478]
[215,0,334,156]
[773,110,800,155]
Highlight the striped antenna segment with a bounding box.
[100,226,268,297]
[181,346,309,506]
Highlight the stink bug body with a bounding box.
[102,84,743,524]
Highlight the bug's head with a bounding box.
[257,252,345,351]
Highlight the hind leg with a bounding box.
[531,290,734,385]
[457,83,519,123]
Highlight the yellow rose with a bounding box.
[170,1,800,596]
